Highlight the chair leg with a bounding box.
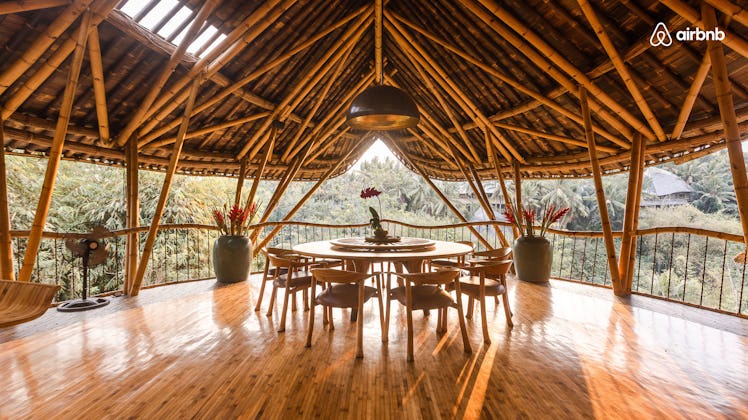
[436,308,443,333]
[383,291,391,343]
[406,306,414,362]
[441,307,448,333]
[278,287,291,333]
[254,278,268,312]
[494,295,500,305]
[455,300,472,354]
[303,288,310,311]
[292,292,297,312]
[480,296,490,345]
[306,297,316,347]
[466,297,474,319]
[329,306,335,330]
[356,281,365,359]
[266,285,278,317]
[376,275,385,339]
[502,292,514,328]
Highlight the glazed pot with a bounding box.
[512,235,552,283]
[213,235,252,283]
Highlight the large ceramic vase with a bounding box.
[512,235,552,283]
[213,235,252,283]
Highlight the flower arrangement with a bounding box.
[212,201,260,236]
[360,187,385,234]
[503,202,569,238]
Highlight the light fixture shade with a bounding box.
[347,85,419,130]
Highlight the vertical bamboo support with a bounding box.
[493,150,519,240]
[512,159,522,214]
[625,138,645,290]
[125,138,139,295]
[246,130,275,209]
[87,27,109,144]
[581,86,622,294]
[0,119,14,280]
[130,77,202,296]
[618,134,643,291]
[703,4,748,256]
[234,158,248,207]
[464,159,509,246]
[18,12,91,282]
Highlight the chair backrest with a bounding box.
[470,260,512,278]
[311,268,371,285]
[396,269,461,286]
[472,247,512,260]
[263,247,296,257]
[267,253,304,270]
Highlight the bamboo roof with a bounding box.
[0,0,747,180]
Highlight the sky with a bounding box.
[351,139,396,170]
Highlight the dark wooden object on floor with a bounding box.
[459,260,514,344]
[265,254,315,332]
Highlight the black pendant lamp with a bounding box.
[346,0,419,130]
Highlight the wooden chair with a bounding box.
[468,247,513,305]
[385,269,471,362]
[458,260,514,344]
[0,280,60,328]
[265,254,316,332]
[429,240,474,271]
[255,247,295,312]
[306,268,384,358]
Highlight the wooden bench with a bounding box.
[0,280,60,328]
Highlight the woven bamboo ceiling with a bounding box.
[0,0,747,180]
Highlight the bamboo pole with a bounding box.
[672,54,711,140]
[578,0,666,142]
[388,11,629,149]
[115,0,218,147]
[139,2,359,141]
[704,0,748,28]
[130,77,202,296]
[492,121,619,153]
[17,11,91,282]
[492,148,519,239]
[143,112,269,149]
[246,129,276,211]
[234,158,248,207]
[513,159,522,215]
[306,124,350,163]
[618,134,643,288]
[660,0,748,59]
[581,86,622,295]
[625,137,645,291]
[0,0,119,120]
[253,144,360,254]
[0,0,69,15]
[0,0,95,97]
[125,138,139,295]
[375,0,383,84]
[462,0,647,142]
[387,17,523,163]
[703,4,748,256]
[0,119,14,280]
[467,161,509,246]
[389,140,494,250]
[237,11,370,162]
[87,27,109,144]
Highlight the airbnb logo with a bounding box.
[650,22,673,47]
[650,22,725,47]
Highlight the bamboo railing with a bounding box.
[8,220,747,319]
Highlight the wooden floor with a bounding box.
[1,275,747,419]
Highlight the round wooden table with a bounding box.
[293,238,473,273]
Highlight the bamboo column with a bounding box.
[87,27,109,144]
[671,54,711,140]
[581,86,622,295]
[234,158,248,207]
[459,156,509,247]
[492,150,519,239]
[625,138,645,291]
[18,12,92,282]
[618,135,644,292]
[0,119,14,280]
[391,140,494,250]
[512,159,522,215]
[703,4,748,257]
[130,77,202,296]
[125,138,139,295]
[253,145,360,254]
[246,130,276,210]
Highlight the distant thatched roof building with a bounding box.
[641,167,693,207]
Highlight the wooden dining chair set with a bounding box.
[256,243,514,361]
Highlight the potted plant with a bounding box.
[211,201,260,283]
[503,203,569,283]
[360,187,388,240]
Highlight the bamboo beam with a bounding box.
[234,158,248,207]
[306,123,350,163]
[492,148,519,239]
[115,0,218,147]
[672,54,711,140]
[246,131,275,211]
[387,17,523,163]
[578,0,666,142]
[704,0,748,28]
[139,1,345,140]
[661,0,748,59]
[513,159,522,215]
[0,0,119,120]
[463,0,649,141]
[703,4,748,255]
[17,11,91,282]
[492,122,619,153]
[87,27,109,144]
[389,11,629,149]
[0,119,14,280]
[466,160,509,246]
[130,77,202,296]
[618,134,643,290]
[388,140,494,250]
[143,112,269,150]
[0,0,69,15]
[0,0,94,97]
[581,86,622,295]
[625,137,645,291]
[124,138,138,295]
[375,0,383,84]
[254,144,360,254]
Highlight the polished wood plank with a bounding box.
[1,275,746,418]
